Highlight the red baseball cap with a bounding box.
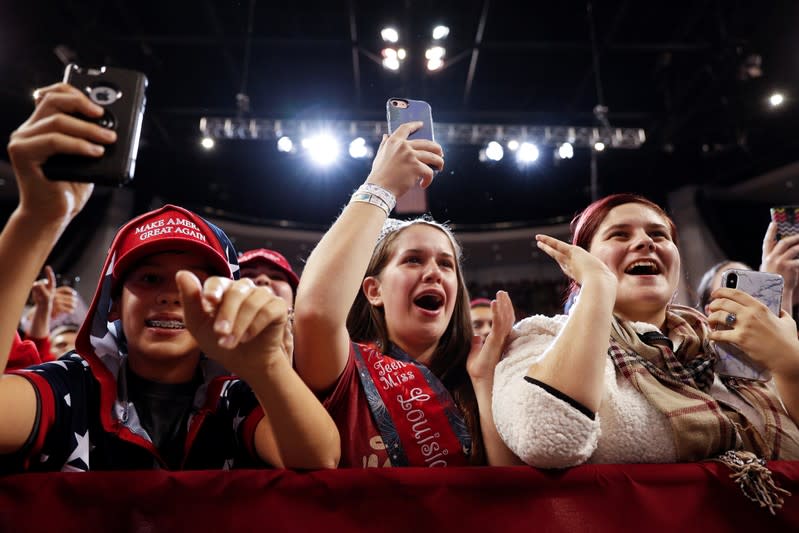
[237,248,299,290]
[111,205,236,288]
[470,297,491,308]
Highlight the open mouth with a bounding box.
[624,260,660,276]
[145,319,185,330]
[414,293,444,312]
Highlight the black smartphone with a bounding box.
[714,269,783,381]
[386,98,435,141]
[43,64,148,186]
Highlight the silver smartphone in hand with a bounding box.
[713,269,783,381]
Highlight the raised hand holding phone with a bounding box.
[762,214,799,313]
[386,98,438,213]
[367,116,443,201]
[42,64,147,186]
[708,269,784,381]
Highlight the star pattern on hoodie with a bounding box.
[63,430,90,472]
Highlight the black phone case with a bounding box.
[386,98,434,142]
[43,64,147,186]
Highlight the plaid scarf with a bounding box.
[608,305,799,462]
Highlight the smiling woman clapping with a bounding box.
[492,193,799,473]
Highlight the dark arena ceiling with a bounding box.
[1,0,798,241]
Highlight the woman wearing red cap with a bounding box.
[0,81,339,472]
[293,122,518,467]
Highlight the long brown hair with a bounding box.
[346,218,485,465]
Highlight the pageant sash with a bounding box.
[353,343,471,467]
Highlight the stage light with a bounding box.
[485,141,504,161]
[425,47,445,71]
[349,137,373,159]
[432,25,450,40]
[593,141,606,152]
[425,46,446,60]
[382,48,400,71]
[277,136,293,153]
[507,140,519,151]
[381,27,399,43]
[303,134,340,166]
[769,92,784,107]
[556,142,574,160]
[200,137,215,150]
[397,48,407,60]
[516,142,539,163]
[427,58,443,71]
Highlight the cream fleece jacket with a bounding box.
[492,314,678,468]
[492,313,781,468]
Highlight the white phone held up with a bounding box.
[713,269,783,381]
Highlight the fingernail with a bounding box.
[215,320,231,334]
[104,130,117,142]
[89,144,105,155]
[219,335,236,348]
[91,103,104,115]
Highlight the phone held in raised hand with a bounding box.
[770,206,799,241]
[43,64,148,186]
[386,98,435,142]
[386,98,434,213]
[714,269,784,381]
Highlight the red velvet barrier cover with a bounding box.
[1,462,797,532]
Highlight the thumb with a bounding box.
[45,265,56,289]
[763,221,777,254]
[176,270,207,333]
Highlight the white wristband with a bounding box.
[359,183,396,213]
[350,191,390,216]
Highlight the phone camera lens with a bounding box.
[726,273,738,288]
[88,85,121,106]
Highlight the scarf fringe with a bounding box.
[715,450,791,515]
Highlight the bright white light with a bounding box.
[381,27,399,43]
[382,48,400,70]
[507,140,519,151]
[397,48,407,60]
[427,58,444,71]
[303,134,340,166]
[516,142,539,163]
[425,46,446,60]
[383,56,400,71]
[277,136,293,153]
[593,141,606,152]
[200,137,215,150]
[557,142,574,160]
[348,137,372,159]
[432,25,450,40]
[485,141,504,161]
[769,92,784,107]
